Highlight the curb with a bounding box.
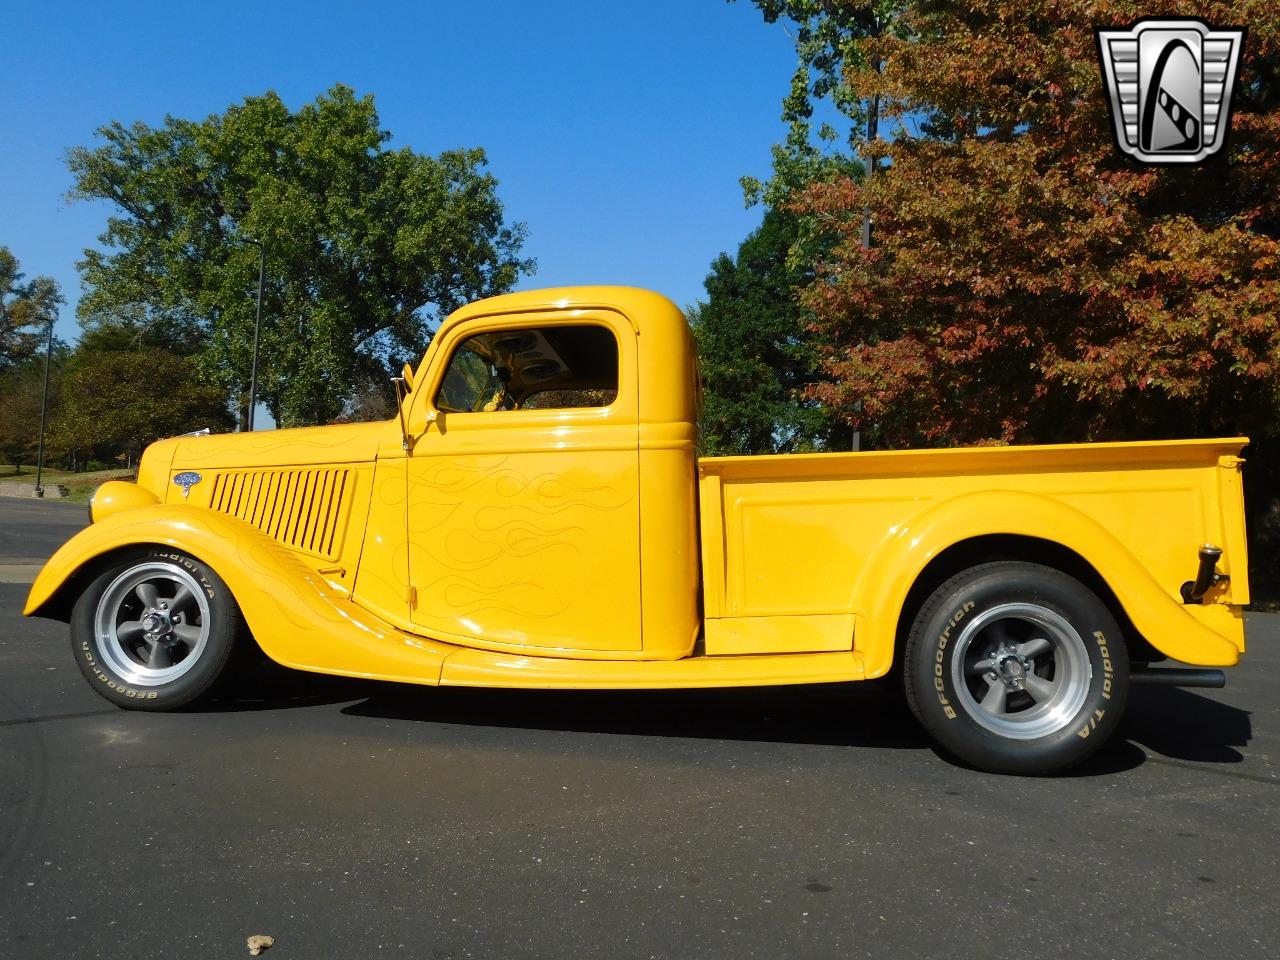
[0,481,69,499]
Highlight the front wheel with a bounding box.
[904,561,1129,775]
[70,549,243,710]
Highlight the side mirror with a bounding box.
[401,362,415,391]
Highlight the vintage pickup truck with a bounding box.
[26,286,1250,773]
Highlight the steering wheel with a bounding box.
[481,384,513,412]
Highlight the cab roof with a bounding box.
[446,285,686,332]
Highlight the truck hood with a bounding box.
[136,421,388,501]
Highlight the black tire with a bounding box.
[903,561,1129,775]
[70,547,243,711]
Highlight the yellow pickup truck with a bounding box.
[25,286,1250,773]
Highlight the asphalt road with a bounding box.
[0,497,85,585]
[1,497,1277,959]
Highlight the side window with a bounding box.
[436,345,503,413]
[434,324,619,413]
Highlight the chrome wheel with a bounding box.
[950,602,1092,740]
[92,561,211,686]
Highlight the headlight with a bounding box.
[89,481,159,523]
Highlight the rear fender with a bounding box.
[24,505,451,685]
[852,490,1242,677]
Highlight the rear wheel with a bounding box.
[904,561,1129,774]
[70,549,242,710]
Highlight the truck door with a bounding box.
[406,310,643,654]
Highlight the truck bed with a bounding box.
[696,438,1249,673]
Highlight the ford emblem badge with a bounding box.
[173,471,203,499]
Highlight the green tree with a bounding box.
[0,353,66,472]
[1,246,62,371]
[52,347,234,467]
[69,85,534,427]
[691,210,846,455]
[737,1,897,212]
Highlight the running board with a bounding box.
[439,648,867,689]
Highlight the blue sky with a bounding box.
[2,0,813,348]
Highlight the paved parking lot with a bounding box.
[1,498,1277,958]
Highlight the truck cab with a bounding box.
[382,287,700,659]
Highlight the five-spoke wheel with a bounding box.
[904,561,1129,775]
[94,561,211,686]
[951,602,1091,741]
[71,549,243,710]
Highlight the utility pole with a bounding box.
[33,312,55,497]
[245,238,266,431]
[860,92,880,251]
[853,90,880,453]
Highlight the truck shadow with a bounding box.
[211,665,927,749]
[206,663,1253,775]
[1119,685,1252,764]
[345,680,935,750]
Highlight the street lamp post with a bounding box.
[245,238,266,432]
[33,312,55,498]
[853,87,880,455]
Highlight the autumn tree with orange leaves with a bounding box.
[742,0,1280,596]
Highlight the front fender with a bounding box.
[851,490,1242,677]
[25,505,453,685]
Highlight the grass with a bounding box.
[1,464,136,503]
[0,464,72,479]
[59,469,137,503]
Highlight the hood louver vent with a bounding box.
[209,467,353,560]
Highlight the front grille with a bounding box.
[209,467,353,560]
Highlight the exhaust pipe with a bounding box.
[1130,666,1226,688]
